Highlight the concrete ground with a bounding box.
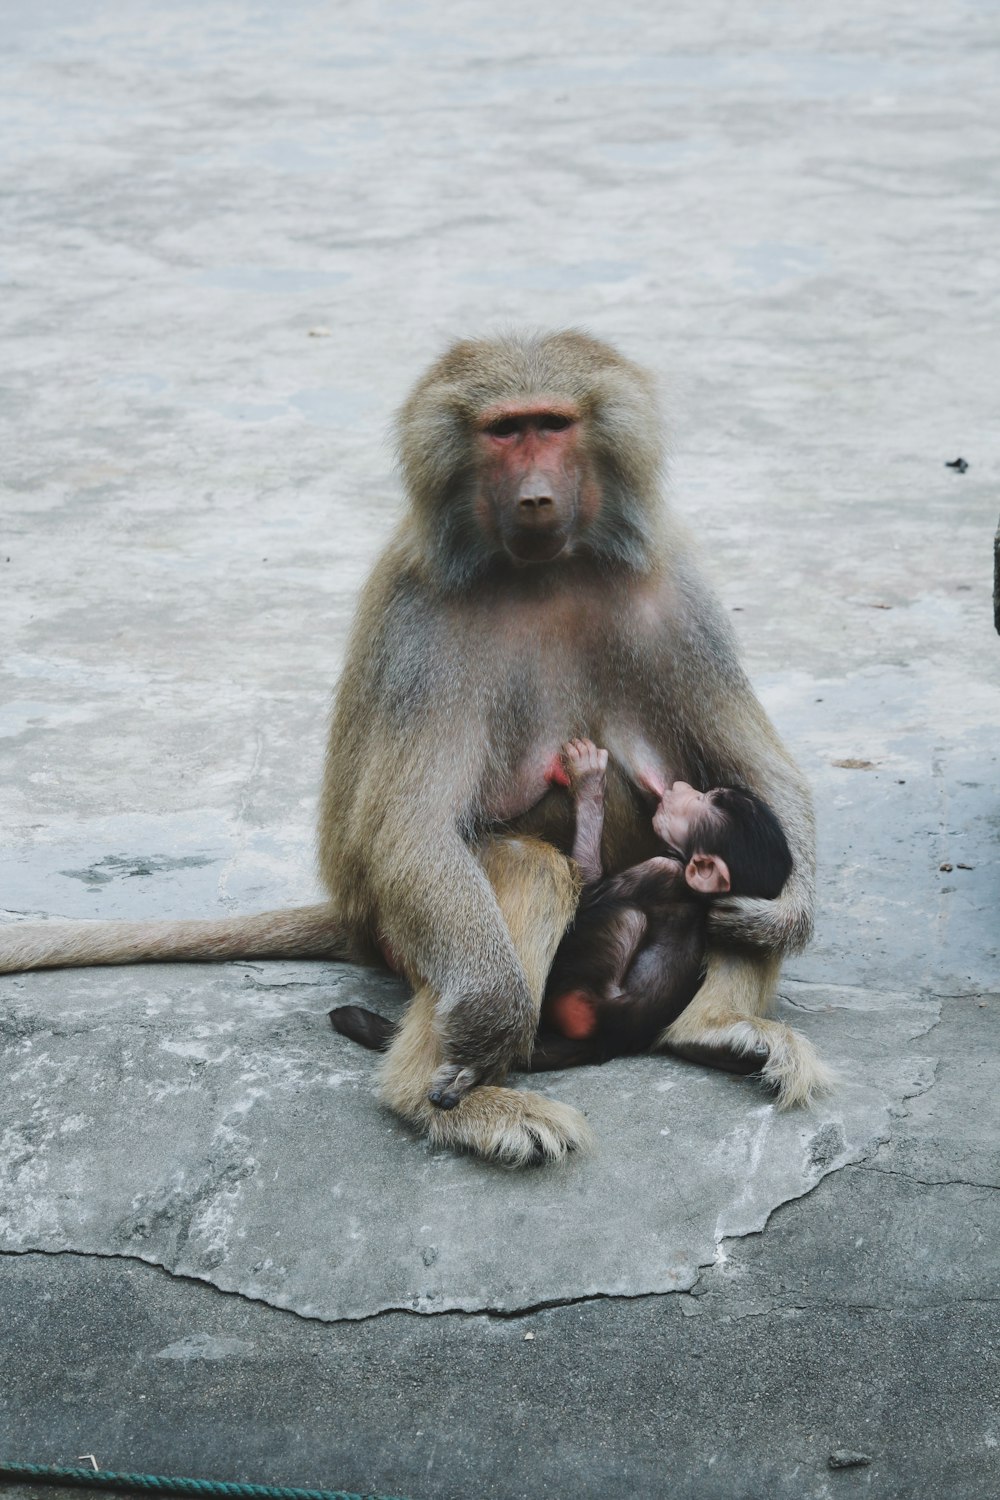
[1,2,998,1497]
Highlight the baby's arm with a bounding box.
[561,739,608,884]
[588,854,688,908]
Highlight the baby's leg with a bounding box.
[525,1030,605,1071]
[543,904,648,1041]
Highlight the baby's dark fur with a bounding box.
[527,784,793,1070]
[333,782,793,1075]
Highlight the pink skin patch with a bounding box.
[549,989,599,1040]
[473,402,604,557]
[544,754,572,789]
[637,766,666,801]
[477,405,582,494]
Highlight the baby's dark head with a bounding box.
[694,786,793,898]
[653,782,792,900]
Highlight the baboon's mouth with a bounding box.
[504,530,569,564]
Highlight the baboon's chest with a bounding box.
[461,574,681,830]
[475,641,673,829]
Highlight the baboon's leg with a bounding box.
[659,950,835,1108]
[377,836,591,1166]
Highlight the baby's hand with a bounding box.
[560,738,608,801]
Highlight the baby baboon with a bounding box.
[531,738,793,1071]
[332,738,793,1083]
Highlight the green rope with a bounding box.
[0,1464,408,1500]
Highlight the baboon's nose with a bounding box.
[517,470,557,514]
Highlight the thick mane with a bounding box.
[396,330,667,588]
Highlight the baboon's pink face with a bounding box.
[474,400,599,564]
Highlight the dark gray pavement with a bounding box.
[1,2,998,1497]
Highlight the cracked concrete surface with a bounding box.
[0,962,936,1320]
[1,0,999,1496]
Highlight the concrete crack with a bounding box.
[0,1244,676,1325]
[782,977,907,998]
[240,973,346,994]
[706,1296,1000,1319]
[855,1163,999,1192]
[893,1058,942,1110]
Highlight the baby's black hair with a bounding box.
[691,787,793,899]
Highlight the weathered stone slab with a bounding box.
[0,956,934,1320]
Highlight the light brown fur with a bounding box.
[0,905,346,972]
[0,329,826,1159]
[377,837,591,1164]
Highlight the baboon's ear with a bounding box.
[684,853,731,895]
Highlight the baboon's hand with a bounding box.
[428,978,535,1110]
[708,892,813,954]
[427,1062,492,1111]
[560,738,608,799]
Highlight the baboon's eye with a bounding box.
[485,416,522,438]
[539,413,572,431]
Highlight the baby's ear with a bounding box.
[685,853,731,895]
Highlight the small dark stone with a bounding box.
[945,457,968,472]
[828,1450,873,1469]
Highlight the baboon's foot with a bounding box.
[329,1005,396,1052]
[427,1085,593,1165]
[660,1015,836,1109]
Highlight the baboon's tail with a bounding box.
[0,904,349,974]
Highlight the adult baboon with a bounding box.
[0,331,826,1165]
